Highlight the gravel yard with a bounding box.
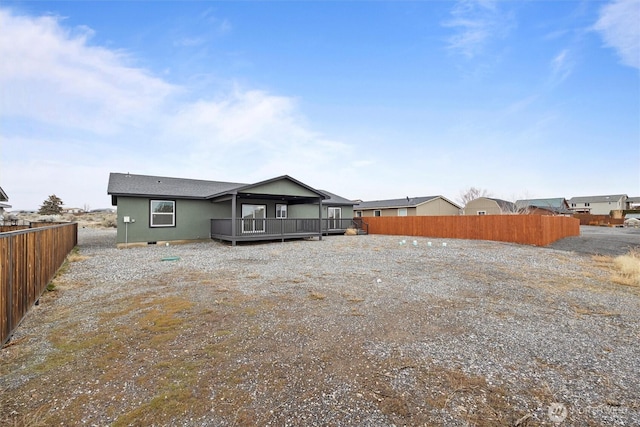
[1,228,639,426]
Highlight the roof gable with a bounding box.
[473,197,517,212]
[230,175,327,199]
[0,186,7,202]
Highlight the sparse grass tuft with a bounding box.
[611,249,640,287]
[309,291,326,300]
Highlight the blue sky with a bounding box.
[1,0,638,210]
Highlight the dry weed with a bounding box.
[611,249,640,287]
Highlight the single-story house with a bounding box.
[107,173,358,247]
[354,196,461,217]
[0,186,11,218]
[463,197,517,215]
[567,194,627,215]
[515,198,572,215]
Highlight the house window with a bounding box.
[585,203,590,207]
[477,211,487,215]
[355,211,362,217]
[398,208,407,216]
[571,203,576,207]
[242,204,266,233]
[150,200,175,227]
[276,204,287,219]
[374,210,381,217]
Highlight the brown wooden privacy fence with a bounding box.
[362,215,579,246]
[572,214,624,226]
[1,223,78,345]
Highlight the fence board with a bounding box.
[1,223,77,345]
[362,215,579,246]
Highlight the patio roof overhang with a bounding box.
[209,191,322,205]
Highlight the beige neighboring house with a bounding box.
[567,194,627,215]
[463,197,516,215]
[0,186,11,218]
[354,196,461,217]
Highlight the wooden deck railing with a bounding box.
[1,223,78,345]
[211,218,362,244]
[363,215,579,246]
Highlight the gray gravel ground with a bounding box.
[1,227,639,426]
[548,225,640,256]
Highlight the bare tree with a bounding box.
[458,187,492,207]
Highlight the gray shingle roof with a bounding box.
[108,173,349,202]
[485,198,517,212]
[355,196,450,210]
[319,190,356,205]
[108,173,246,199]
[515,198,572,214]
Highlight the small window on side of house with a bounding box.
[398,208,407,216]
[355,211,362,217]
[374,210,381,217]
[150,200,175,227]
[477,210,486,215]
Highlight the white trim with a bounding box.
[276,203,287,219]
[150,200,175,227]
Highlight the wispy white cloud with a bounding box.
[0,9,176,134]
[442,0,514,58]
[593,0,640,69]
[550,48,574,83]
[0,7,354,208]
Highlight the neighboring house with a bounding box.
[62,207,85,214]
[515,198,572,215]
[567,194,628,215]
[627,197,640,210]
[463,197,516,215]
[107,173,357,247]
[354,196,461,217]
[0,186,11,218]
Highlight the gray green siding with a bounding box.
[289,204,354,219]
[115,197,220,244]
[241,180,319,198]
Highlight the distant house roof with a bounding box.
[627,197,640,205]
[354,196,461,210]
[485,197,516,212]
[567,194,627,203]
[515,198,572,214]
